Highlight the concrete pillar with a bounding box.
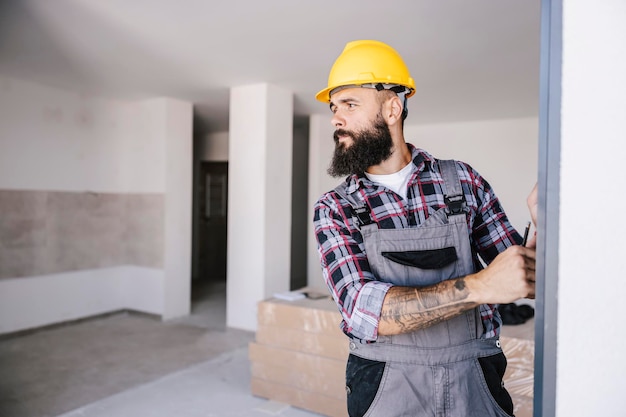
[162,98,193,320]
[306,113,336,289]
[227,83,293,331]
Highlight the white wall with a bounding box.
[404,117,538,233]
[0,76,192,332]
[307,115,538,289]
[556,1,626,415]
[0,77,166,193]
[0,267,163,334]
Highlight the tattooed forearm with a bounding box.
[378,278,478,336]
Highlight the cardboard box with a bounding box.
[256,294,345,336]
[249,342,345,399]
[251,378,347,417]
[255,325,348,361]
[250,293,348,416]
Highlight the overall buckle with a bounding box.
[445,195,465,215]
[355,206,374,226]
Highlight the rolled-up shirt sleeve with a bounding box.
[313,194,392,342]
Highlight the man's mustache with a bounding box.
[333,129,354,143]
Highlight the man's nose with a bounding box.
[331,112,344,128]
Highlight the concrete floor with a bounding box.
[0,279,535,417]
[0,280,323,417]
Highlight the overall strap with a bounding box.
[333,183,375,228]
[439,159,467,216]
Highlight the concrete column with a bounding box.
[161,98,193,320]
[306,113,336,289]
[227,83,293,331]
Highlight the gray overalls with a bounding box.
[335,160,513,417]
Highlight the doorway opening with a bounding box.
[190,160,229,330]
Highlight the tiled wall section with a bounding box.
[0,190,164,279]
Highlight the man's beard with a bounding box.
[327,115,394,178]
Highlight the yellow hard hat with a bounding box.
[316,40,416,103]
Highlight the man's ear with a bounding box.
[382,95,404,125]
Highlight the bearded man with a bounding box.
[313,40,538,417]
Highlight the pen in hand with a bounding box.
[521,221,531,247]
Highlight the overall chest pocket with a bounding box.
[366,224,464,287]
[381,247,458,269]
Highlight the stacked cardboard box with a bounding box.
[249,290,349,417]
[250,291,534,417]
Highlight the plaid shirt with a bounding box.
[313,144,522,342]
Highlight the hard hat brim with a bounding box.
[315,87,333,103]
[316,84,415,104]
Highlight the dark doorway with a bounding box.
[290,118,310,290]
[196,161,228,282]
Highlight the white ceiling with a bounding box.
[0,0,541,134]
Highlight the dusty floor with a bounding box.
[0,279,534,417]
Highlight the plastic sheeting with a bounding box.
[501,336,535,417]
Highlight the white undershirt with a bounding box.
[365,161,414,200]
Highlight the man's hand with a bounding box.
[468,245,536,302]
[526,183,538,248]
